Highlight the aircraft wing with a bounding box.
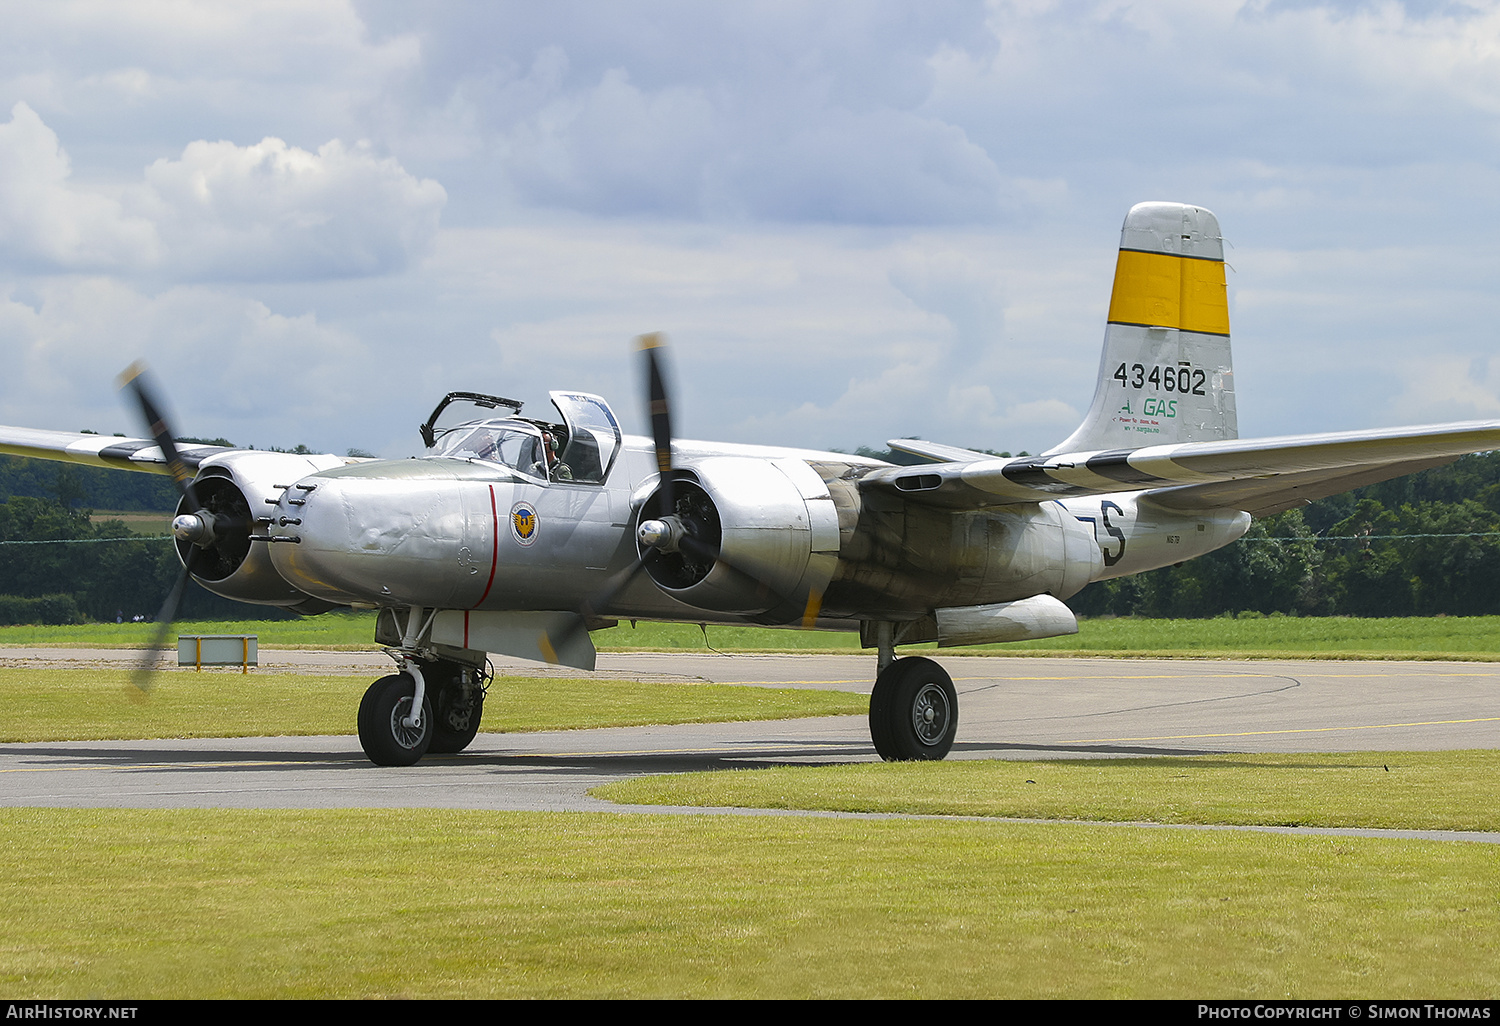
[0,425,233,474]
[859,420,1500,513]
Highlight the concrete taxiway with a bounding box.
[1,651,1496,817]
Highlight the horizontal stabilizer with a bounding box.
[887,439,995,465]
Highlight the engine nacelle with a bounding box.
[179,451,348,608]
[636,456,840,616]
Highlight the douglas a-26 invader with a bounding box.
[5,202,1499,765]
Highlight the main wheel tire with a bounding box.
[868,656,958,761]
[429,685,484,754]
[357,673,433,766]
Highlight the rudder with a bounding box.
[1046,202,1236,454]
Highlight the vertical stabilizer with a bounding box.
[1046,202,1236,455]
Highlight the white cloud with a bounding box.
[0,103,444,280]
[0,275,388,452]
[136,135,446,280]
[1391,354,1500,423]
[5,1,1500,459]
[0,102,159,271]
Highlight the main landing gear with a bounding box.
[869,656,958,761]
[357,658,488,766]
[866,622,958,761]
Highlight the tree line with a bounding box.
[1067,451,1500,618]
[0,455,283,624]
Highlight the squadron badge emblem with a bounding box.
[510,502,539,546]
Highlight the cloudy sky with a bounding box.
[2,0,1499,459]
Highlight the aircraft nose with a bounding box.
[265,466,483,608]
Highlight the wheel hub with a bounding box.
[388,696,426,750]
[911,682,951,747]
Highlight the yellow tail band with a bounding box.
[1106,249,1229,337]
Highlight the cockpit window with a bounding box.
[434,424,548,480]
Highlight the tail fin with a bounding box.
[1045,202,1236,455]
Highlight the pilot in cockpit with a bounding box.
[543,431,572,480]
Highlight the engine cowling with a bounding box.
[635,456,840,618]
[177,451,348,608]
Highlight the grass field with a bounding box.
[4,637,1498,997]
[2,807,1497,999]
[595,751,1500,832]
[0,667,864,743]
[7,611,1500,659]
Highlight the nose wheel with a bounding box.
[357,673,433,766]
[869,656,958,761]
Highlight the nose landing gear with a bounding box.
[357,658,489,765]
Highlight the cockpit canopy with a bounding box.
[432,422,548,480]
[424,391,622,485]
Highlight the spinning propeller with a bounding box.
[118,363,247,691]
[547,334,822,661]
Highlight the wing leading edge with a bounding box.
[861,420,1500,514]
[0,425,233,474]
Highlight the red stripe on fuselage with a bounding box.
[474,484,500,608]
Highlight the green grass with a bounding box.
[0,613,381,650]
[1000,614,1500,660]
[0,668,864,743]
[9,612,1500,659]
[594,751,1500,833]
[2,808,1497,999]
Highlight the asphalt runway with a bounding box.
[2,650,1497,821]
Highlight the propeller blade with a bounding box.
[542,557,657,660]
[118,361,200,511]
[129,547,199,694]
[118,364,210,694]
[548,332,825,662]
[639,332,824,628]
[638,333,675,514]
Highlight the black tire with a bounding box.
[429,684,484,754]
[357,673,433,766]
[868,656,958,761]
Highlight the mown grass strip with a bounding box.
[2,808,1497,999]
[9,613,1500,659]
[594,751,1500,833]
[0,668,864,743]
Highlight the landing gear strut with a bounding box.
[868,656,958,761]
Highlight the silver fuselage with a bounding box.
[249,429,1248,632]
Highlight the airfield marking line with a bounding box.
[1062,715,1500,744]
[0,759,361,774]
[0,742,865,775]
[474,742,864,759]
[980,674,1269,681]
[974,673,1498,681]
[719,677,1002,686]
